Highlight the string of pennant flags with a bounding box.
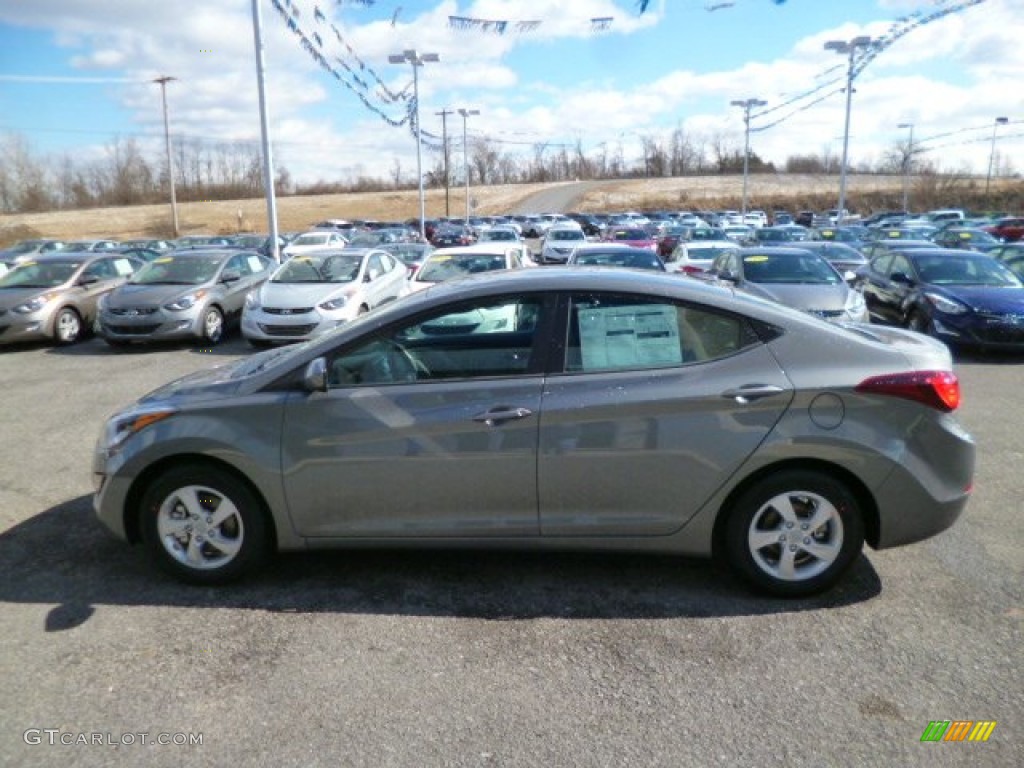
[748,0,988,133]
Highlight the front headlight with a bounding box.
[164,289,208,312]
[13,292,60,313]
[318,296,348,311]
[245,291,261,310]
[924,291,969,315]
[101,406,177,455]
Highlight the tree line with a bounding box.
[0,125,1005,216]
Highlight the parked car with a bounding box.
[241,248,407,346]
[855,247,1024,350]
[983,216,1024,243]
[663,241,739,276]
[430,225,476,248]
[63,239,121,252]
[540,225,587,264]
[0,252,141,345]
[602,227,657,251]
[281,230,349,259]
[97,249,272,346]
[120,238,175,252]
[565,243,665,271]
[929,227,1002,252]
[702,247,868,323]
[987,241,1024,279]
[654,224,691,258]
[0,239,67,263]
[377,242,435,278]
[92,267,974,597]
[406,244,527,293]
[173,235,233,249]
[750,227,799,245]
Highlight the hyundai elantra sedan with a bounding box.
[97,249,273,345]
[242,248,408,345]
[93,268,973,597]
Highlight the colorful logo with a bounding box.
[920,720,997,742]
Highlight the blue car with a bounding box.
[856,247,1024,351]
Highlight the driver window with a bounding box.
[326,296,543,388]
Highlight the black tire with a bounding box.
[722,470,864,597]
[53,307,83,345]
[201,306,224,344]
[138,463,270,585]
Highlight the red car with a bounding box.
[604,227,657,252]
[984,217,1024,242]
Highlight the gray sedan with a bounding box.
[0,252,140,345]
[97,249,272,346]
[93,268,973,597]
[704,246,868,322]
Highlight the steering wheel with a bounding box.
[363,340,429,383]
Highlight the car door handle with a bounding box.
[721,384,786,404]
[472,406,534,426]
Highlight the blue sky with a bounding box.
[0,0,1020,185]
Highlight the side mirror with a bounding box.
[221,270,241,283]
[78,275,100,286]
[718,270,738,283]
[303,357,328,393]
[843,270,857,283]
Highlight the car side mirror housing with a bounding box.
[890,272,913,284]
[221,270,241,283]
[303,357,328,393]
[78,275,100,286]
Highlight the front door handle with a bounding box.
[721,384,786,404]
[472,406,534,426]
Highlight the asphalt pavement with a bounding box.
[0,335,1020,767]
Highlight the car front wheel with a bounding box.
[723,470,864,597]
[53,307,83,344]
[139,464,269,584]
[202,306,224,344]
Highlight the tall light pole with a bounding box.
[153,76,179,237]
[458,108,479,224]
[898,122,914,213]
[389,49,439,241]
[730,98,766,216]
[985,116,1009,198]
[825,35,875,223]
[251,0,280,261]
[435,109,453,217]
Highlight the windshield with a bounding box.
[549,229,585,242]
[573,250,663,270]
[293,233,331,246]
[273,253,362,283]
[742,253,841,285]
[480,230,516,241]
[914,255,1022,287]
[0,260,80,288]
[416,253,507,283]
[610,229,649,241]
[130,255,223,285]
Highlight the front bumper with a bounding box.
[98,306,204,341]
[242,306,351,342]
[931,311,1024,350]
[0,307,57,344]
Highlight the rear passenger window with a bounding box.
[563,295,759,373]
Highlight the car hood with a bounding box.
[934,285,1024,313]
[138,358,250,404]
[743,281,850,310]
[259,282,353,307]
[107,282,209,308]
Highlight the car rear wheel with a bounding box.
[202,306,224,344]
[723,470,864,597]
[139,464,269,584]
[53,307,83,344]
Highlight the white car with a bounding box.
[241,248,407,345]
[281,230,349,259]
[406,244,529,294]
[664,240,739,276]
[540,224,587,264]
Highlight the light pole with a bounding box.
[153,76,179,237]
[825,35,875,223]
[457,108,479,224]
[730,98,766,216]
[898,122,914,213]
[435,109,453,217]
[985,116,1009,197]
[389,49,439,241]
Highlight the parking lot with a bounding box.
[0,336,1020,767]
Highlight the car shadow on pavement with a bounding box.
[44,336,253,357]
[1,495,882,631]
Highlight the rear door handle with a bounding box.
[472,406,534,426]
[721,384,786,404]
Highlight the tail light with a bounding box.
[681,265,705,275]
[855,370,960,412]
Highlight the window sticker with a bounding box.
[578,304,682,370]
